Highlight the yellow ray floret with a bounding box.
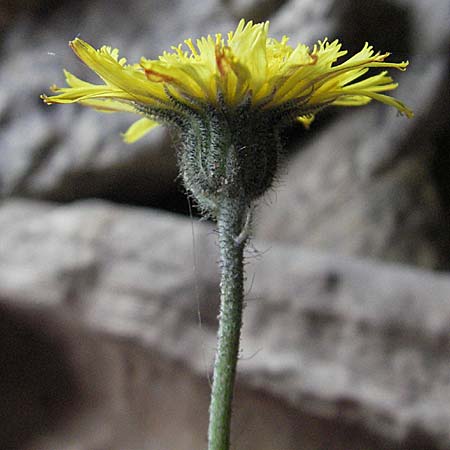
[42,19,413,143]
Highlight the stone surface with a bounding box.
[1,199,449,449]
[255,107,450,268]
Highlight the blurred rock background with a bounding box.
[0,0,449,449]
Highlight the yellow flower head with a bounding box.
[42,19,412,144]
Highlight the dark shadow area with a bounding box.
[53,169,198,217]
[335,0,412,60]
[0,300,81,449]
[430,63,450,210]
[94,174,197,216]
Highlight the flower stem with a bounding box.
[207,195,248,450]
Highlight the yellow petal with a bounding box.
[333,89,414,118]
[79,98,137,113]
[122,117,160,143]
[62,69,94,89]
[70,38,166,104]
[297,114,315,129]
[42,85,136,104]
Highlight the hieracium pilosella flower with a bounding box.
[42,19,413,215]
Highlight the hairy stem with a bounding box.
[207,195,247,450]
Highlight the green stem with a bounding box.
[207,195,247,450]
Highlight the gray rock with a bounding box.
[1,199,449,449]
[254,0,450,268]
[270,0,337,44]
[255,107,450,268]
[224,0,335,39]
